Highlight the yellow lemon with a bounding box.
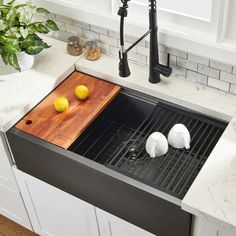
[75,85,89,100]
[54,96,69,112]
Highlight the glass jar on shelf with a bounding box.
[84,41,101,61]
[67,36,83,56]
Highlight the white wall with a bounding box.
[226,0,236,40]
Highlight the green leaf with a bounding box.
[0,0,3,6]
[45,19,58,31]
[7,0,16,5]
[25,44,45,55]
[4,43,20,53]
[2,51,9,65]
[15,4,28,9]
[19,27,28,38]
[30,22,49,34]
[1,36,18,44]
[0,36,3,44]
[9,53,20,71]
[20,33,41,48]
[5,27,21,38]
[6,8,16,27]
[0,19,7,31]
[36,7,49,14]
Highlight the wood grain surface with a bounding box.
[0,215,37,236]
[16,71,121,149]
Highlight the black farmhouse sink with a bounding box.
[7,87,227,236]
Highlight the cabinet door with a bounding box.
[96,208,155,236]
[0,133,19,192]
[14,168,99,236]
[0,133,31,230]
[192,216,236,236]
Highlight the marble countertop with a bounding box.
[0,36,79,132]
[1,36,236,230]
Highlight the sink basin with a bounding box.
[69,89,227,199]
[7,87,227,236]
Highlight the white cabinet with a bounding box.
[14,168,100,236]
[96,208,155,236]
[0,133,31,230]
[192,216,236,236]
[14,168,155,236]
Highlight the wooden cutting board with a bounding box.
[16,71,121,149]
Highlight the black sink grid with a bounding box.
[70,93,227,199]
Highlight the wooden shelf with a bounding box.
[15,71,121,149]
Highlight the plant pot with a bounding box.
[17,52,35,71]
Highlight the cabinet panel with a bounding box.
[191,216,236,236]
[0,133,31,229]
[0,183,32,230]
[14,168,99,236]
[96,208,155,236]
[0,133,18,192]
[191,216,218,236]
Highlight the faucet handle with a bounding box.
[154,53,172,78]
[167,53,170,67]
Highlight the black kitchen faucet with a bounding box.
[118,0,172,83]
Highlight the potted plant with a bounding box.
[0,0,59,71]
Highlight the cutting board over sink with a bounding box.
[16,71,121,149]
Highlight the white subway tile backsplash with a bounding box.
[72,20,90,30]
[65,24,82,36]
[172,65,187,78]
[137,46,149,56]
[177,58,197,71]
[198,64,220,79]
[230,84,236,95]
[108,30,120,39]
[159,44,167,53]
[188,53,209,66]
[90,25,108,35]
[167,48,187,59]
[56,14,72,24]
[233,67,236,75]
[170,55,177,66]
[187,70,207,85]
[128,51,147,65]
[82,29,100,41]
[109,46,119,57]
[100,35,118,47]
[54,30,73,42]
[210,60,233,73]
[208,77,229,91]
[220,71,236,84]
[159,52,167,65]
[46,13,236,95]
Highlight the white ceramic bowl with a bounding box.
[146,132,168,158]
[168,124,191,149]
